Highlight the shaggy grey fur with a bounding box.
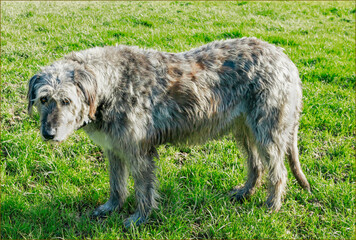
[28,37,310,228]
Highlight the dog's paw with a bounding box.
[265,198,282,212]
[123,212,146,229]
[91,206,110,218]
[229,187,251,203]
[91,201,119,218]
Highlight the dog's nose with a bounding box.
[43,133,55,140]
[43,128,56,140]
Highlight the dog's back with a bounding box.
[118,37,302,147]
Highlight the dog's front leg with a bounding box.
[92,150,129,217]
[124,147,158,228]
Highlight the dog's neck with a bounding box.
[78,118,91,130]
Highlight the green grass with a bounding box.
[1,1,355,239]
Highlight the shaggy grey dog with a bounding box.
[28,37,310,228]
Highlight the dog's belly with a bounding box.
[173,120,236,145]
[181,115,243,145]
[152,104,245,146]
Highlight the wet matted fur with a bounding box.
[28,37,310,228]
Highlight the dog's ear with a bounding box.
[27,74,40,116]
[74,68,97,120]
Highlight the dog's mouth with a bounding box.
[42,135,63,143]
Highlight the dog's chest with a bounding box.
[87,131,114,150]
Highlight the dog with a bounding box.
[28,37,310,228]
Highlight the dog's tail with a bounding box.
[287,124,311,193]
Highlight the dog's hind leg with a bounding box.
[287,124,310,192]
[124,147,159,228]
[230,123,264,202]
[259,143,288,212]
[248,113,289,212]
[92,150,129,217]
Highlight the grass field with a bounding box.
[1,1,355,239]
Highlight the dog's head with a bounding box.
[27,61,97,142]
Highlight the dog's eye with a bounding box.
[61,99,71,106]
[40,97,48,104]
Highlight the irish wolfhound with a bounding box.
[28,37,310,228]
